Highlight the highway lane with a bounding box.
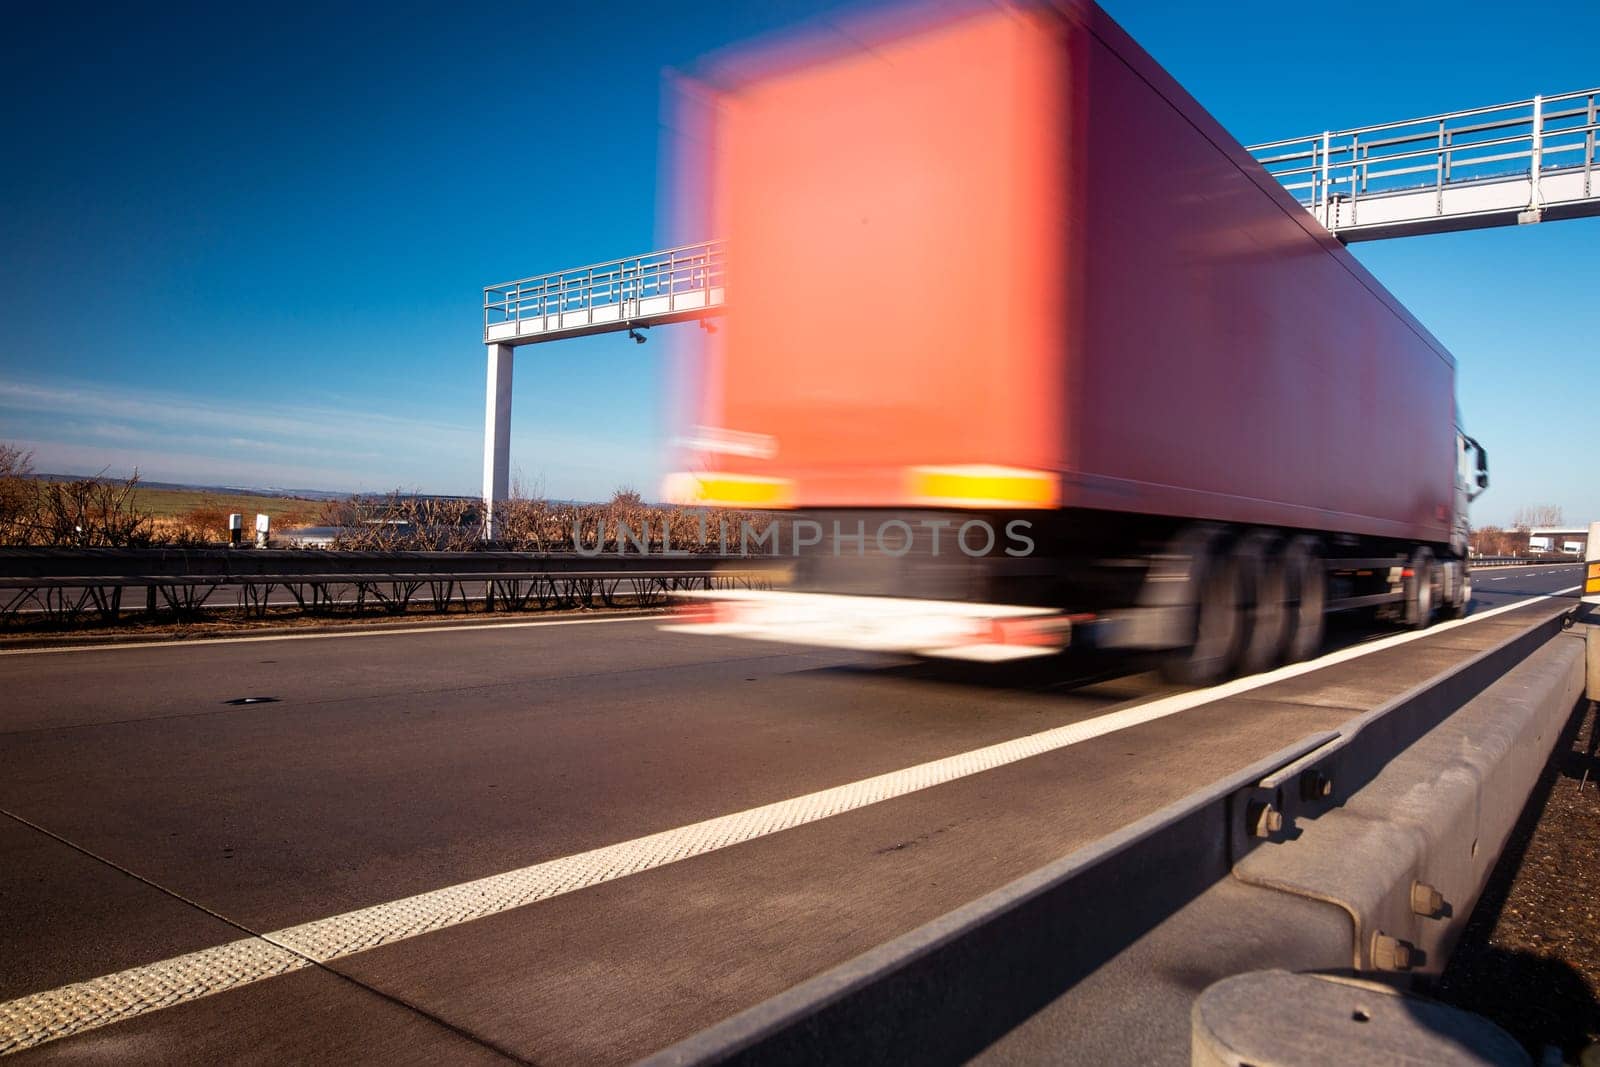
[1470,561,1587,604]
[0,564,1582,1062]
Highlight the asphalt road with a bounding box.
[0,562,1582,1063]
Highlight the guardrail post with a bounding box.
[481,343,515,540]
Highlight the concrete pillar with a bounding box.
[482,343,514,540]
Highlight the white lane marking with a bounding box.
[0,612,665,658]
[0,587,1579,1053]
[1468,564,1575,574]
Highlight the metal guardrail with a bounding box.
[483,241,726,344]
[1469,556,1578,568]
[0,548,781,578]
[0,550,777,626]
[1249,88,1600,239]
[0,571,766,625]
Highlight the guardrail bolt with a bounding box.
[1372,932,1414,971]
[1410,881,1445,917]
[1248,801,1283,838]
[1300,769,1334,801]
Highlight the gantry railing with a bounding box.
[1248,88,1600,239]
[484,241,725,344]
[484,88,1600,345]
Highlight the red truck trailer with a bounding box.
[663,0,1489,682]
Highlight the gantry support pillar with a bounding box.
[481,342,514,540]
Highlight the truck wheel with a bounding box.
[1282,536,1326,662]
[1441,560,1469,619]
[1236,532,1287,676]
[1158,532,1243,686]
[1452,565,1472,618]
[1404,548,1435,629]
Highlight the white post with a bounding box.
[1584,521,1599,607]
[482,342,515,540]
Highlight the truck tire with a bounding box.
[1404,547,1435,629]
[1236,532,1287,676]
[1282,536,1326,663]
[1441,560,1469,619]
[1158,529,1243,686]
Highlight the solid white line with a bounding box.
[1469,564,1579,573]
[0,587,1578,1053]
[0,611,665,658]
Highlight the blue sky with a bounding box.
[1,1,1594,526]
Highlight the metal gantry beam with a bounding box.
[484,241,726,347]
[1251,87,1600,241]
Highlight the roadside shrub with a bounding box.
[0,444,36,545]
[327,491,481,551]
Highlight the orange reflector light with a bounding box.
[662,472,795,508]
[672,600,732,625]
[907,465,1059,508]
[986,614,1076,648]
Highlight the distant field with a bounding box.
[132,487,324,530]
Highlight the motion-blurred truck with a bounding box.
[664,0,1489,682]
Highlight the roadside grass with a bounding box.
[132,487,321,523]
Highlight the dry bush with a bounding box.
[306,483,774,556]
[151,517,215,548]
[29,471,156,547]
[274,503,318,529]
[0,443,161,548]
[328,491,481,551]
[494,497,570,552]
[1470,525,1517,556]
[0,444,36,545]
[555,487,771,555]
[176,506,231,540]
[315,496,362,527]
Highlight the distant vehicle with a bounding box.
[1563,541,1584,555]
[664,0,1488,683]
[1528,536,1554,553]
